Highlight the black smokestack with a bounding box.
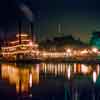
[4,27,8,46]
[30,23,34,42]
[18,21,21,44]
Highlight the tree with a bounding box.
[90,31,100,49]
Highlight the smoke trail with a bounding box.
[19,4,34,22]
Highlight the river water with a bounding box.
[0,62,100,100]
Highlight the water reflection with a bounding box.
[67,65,71,80]
[1,64,39,94]
[93,71,97,83]
[0,63,100,100]
[41,63,94,78]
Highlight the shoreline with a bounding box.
[1,59,100,64]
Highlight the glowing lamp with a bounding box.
[92,47,98,53]
[67,48,71,53]
[29,41,33,46]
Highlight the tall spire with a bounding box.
[58,24,61,33]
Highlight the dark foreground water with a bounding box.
[0,63,100,100]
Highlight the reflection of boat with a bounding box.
[1,33,41,62]
[0,63,98,98]
[1,63,39,94]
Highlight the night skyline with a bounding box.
[0,0,99,43]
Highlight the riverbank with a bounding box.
[1,58,100,64]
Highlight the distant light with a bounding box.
[29,94,32,97]
[67,48,71,53]
[92,47,98,53]
[81,49,88,54]
[29,41,33,46]
[16,33,28,38]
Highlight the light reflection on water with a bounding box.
[67,64,71,80]
[93,71,97,83]
[0,63,100,100]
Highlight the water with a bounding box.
[0,63,100,100]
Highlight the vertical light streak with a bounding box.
[93,71,97,83]
[67,65,71,80]
[29,73,32,88]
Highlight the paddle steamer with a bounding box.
[1,33,40,62]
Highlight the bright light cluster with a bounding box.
[1,33,99,60]
[92,47,98,53]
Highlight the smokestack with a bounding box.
[30,23,35,42]
[18,21,21,44]
[4,27,8,46]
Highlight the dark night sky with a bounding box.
[0,0,99,42]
